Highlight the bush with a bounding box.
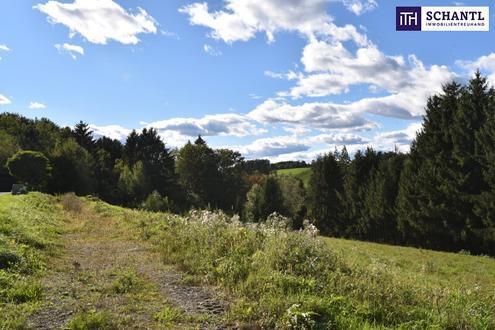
[60,193,84,213]
[141,191,174,212]
[6,150,51,190]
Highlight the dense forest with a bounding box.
[1,73,494,256]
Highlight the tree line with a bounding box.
[308,72,495,255]
[1,72,494,255]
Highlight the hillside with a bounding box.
[1,193,495,329]
[276,167,312,188]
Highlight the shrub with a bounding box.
[141,191,174,212]
[60,193,84,213]
[6,150,51,190]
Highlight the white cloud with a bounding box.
[0,44,10,52]
[35,0,157,45]
[29,102,46,109]
[248,98,377,130]
[55,43,84,59]
[179,0,369,45]
[372,122,423,153]
[90,124,132,142]
[234,136,311,158]
[456,53,495,84]
[310,133,368,145]
[0,94,11,105]
[203,44,222,56]
[160,30,180,40]
[343,0,377,15]
[148,113,266,138]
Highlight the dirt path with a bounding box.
[27,202,227,329]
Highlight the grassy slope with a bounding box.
[324,237,495,291]
[0,193,64,328]
[92,201,495,329]
[276,167,312,188]
[2,194,495,328]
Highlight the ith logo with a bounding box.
[396,7,422,31]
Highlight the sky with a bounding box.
[1,0,495,161]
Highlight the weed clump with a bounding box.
[0,251,21,270]
[67,310,117,330]
[60,193,84,213]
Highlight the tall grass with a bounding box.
[94,203,495,329]
[0,193,63,328]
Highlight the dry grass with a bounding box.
[59,193,84,213]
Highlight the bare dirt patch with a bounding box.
[27,202,228,329]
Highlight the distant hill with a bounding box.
[275,167,312,188]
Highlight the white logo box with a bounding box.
[422,6,489,31]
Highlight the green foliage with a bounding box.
[49,139,95,195]
[103,203,495,329]
[141,190,174,212]
[243,176,287,222]
[0,193,64,328]
[154,306,184,324]
[67,310,117,330]
[397,73,495,254]
[276,167,311,188]
[110,270,144,294]
[6,150,51,190]
[0,131,19,168]
[308,153,343,235]
[177,137,245,211]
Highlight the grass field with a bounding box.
[323,236,495,291]
[2,193,495,329]
[276,167,312,188]
[0,193,64,328]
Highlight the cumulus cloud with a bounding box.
[248,98,377,130]
[148,113,266,138]
[29,102,46,109]
[456,53,495,84]
[310,133,368,145]
[283,41,455,103]
[372,122,423,152]
[234,136,311,158]
[35,0,157,45]
[0,94,11,105]
[343,0,377,15]
[203,44,222,56]
[180,0,369,45]
[55,43,84,59]
[0,44,10,52]
[90,124,132,142]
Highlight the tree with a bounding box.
[0,132,19,191]
[49,139,95,195]
[277,175,307,229]
[6,150,51,190]
[177,139,220,207]
[72,121,94,151]
[361,153,406,243]
[260,176,286,219]
[396,77,494,253]
[244,183,264,222]
[308,153,343,235]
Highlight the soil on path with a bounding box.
[27,202,228,329]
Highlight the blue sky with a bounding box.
[1,0,494,161]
